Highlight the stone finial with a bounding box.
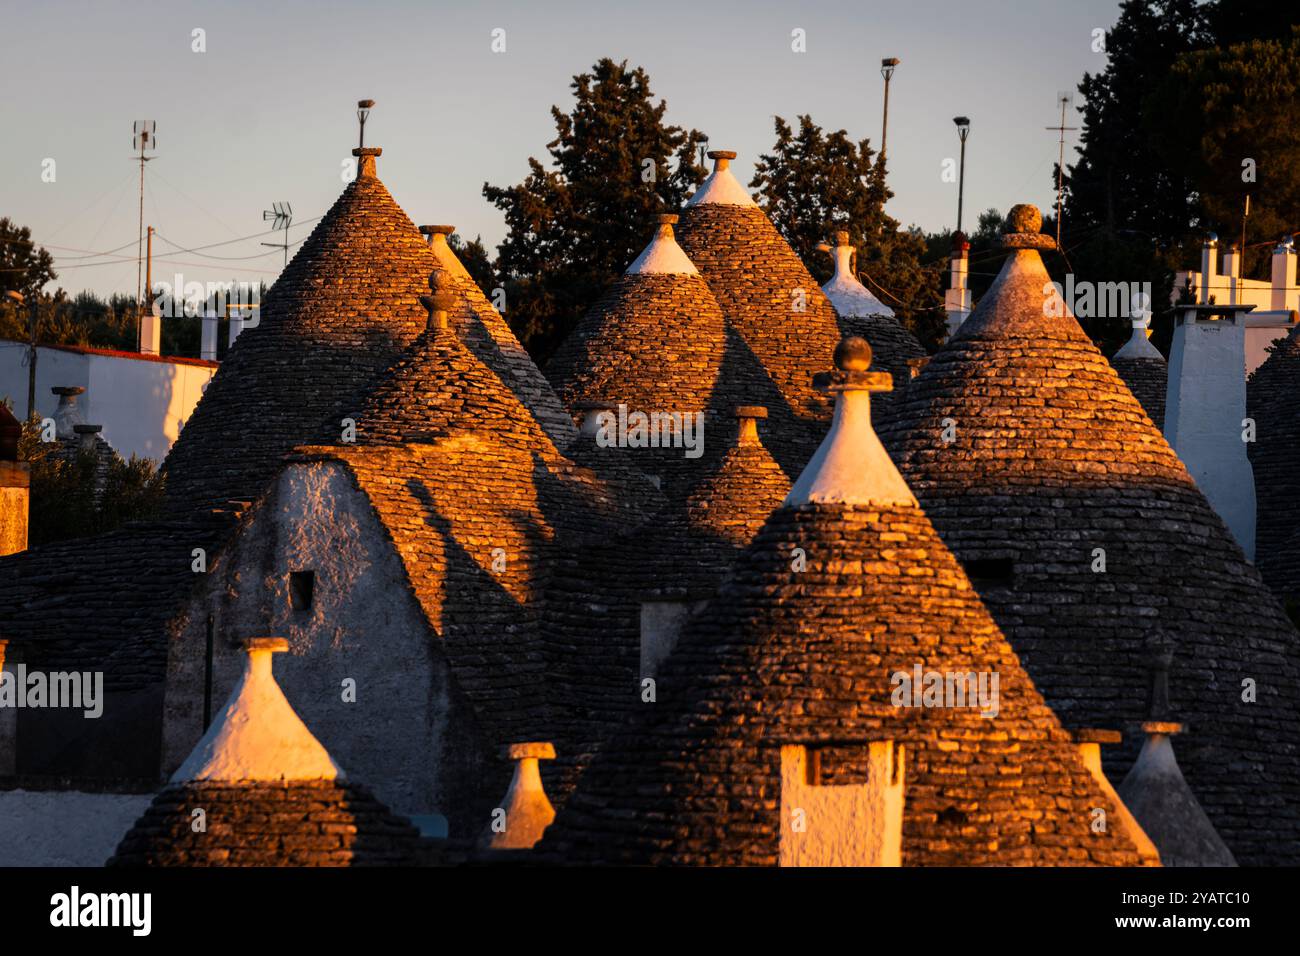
[420,269,457,331]
[73,423,102,454]
[171,635,343,784]
[481,741,558,850]
[351,146,382,179]
[1146,633,1175,721]
[707,149,737,170]
[1001,203,1055,250]
[733,405,767,445]
[419,224,456,244]
[786,337,915,507]
[1072,728,1161,864]
[51,386,87,441]
[656,213,679,227]
[833,230,851,247]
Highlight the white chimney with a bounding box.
[1164,303,1256,558]
[779,741,904,867]
[480,742,557,850]
[139,301,162,356]
[945,234,972,337]
[1273,237,1297,311]
[201,307,219,361]
[1222,244,1242,305]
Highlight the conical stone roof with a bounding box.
[1110,310,1167,429]
[1247,324,1300,596]
[540,338,1149,866]
[545,215,742,497]
[109,639,423,866]
[352,270,559,454]
[162,147,573,515]
[877,204,1300,866]
[675,151,842,476]
[821,231,926,392]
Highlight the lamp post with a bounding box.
[880,58,900,163]
[953,116,971,235]
[357,99,375,148]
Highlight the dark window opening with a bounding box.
[938,806,968,826]
[964,557,1015,588]
[289,571,315,612]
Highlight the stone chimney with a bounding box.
[733,405,766,446]
[1222,244,1242,305]
[1164,302,1256,558]
[419,269,456,332]
[0,402,29,557]
[480,742,557,850]
[352,146,381,180]
[945,232,972,337]
[1272,237,1297,311]
[1072,728,1160,865]
[779,741,904,866]
[51,386,86,440]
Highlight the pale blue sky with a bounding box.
[0,0,1121,298]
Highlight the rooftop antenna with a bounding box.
[1045,92,1077,249]
[261,202,293,267]
[131,120,157,337]
[357,99,375,149]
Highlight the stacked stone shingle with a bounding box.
[1247,325,1300,599]
[541,339,1149,866]
[878,204,1300,866]
[1109,312,1167,429]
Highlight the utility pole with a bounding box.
[953,117,971,235]
[146,224,154,319]
[26,295,37,421]
[880,58,900,164]
[1045,93,1077,248]
[131,121,157,345]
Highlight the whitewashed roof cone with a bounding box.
[626,214,698,275]
[685,150,757,208]
[785,337,917,507]
[171,637,343,784]
[419,223,475,282]
[822,231,894,319]
[480,742,557,850]
[1118,721,1237,867]
[1113,302,1164,361]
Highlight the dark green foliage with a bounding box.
[484,58,708,365]
[750,115,946,350]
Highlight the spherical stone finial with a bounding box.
[834,336,873,372]
[423,269,457,318]
[834,230,851,247]
[1005,204,1042,235]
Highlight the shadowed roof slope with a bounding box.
[877,204,1300,866]
[676,151,843,474]
[541,338,1149,866]
[162,149,574,515]
[1247,324,1300,597]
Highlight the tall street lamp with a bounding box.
[953,116,971,235]
[880,58,900,163]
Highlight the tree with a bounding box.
[1061,0,1208,244]
[447,232,496,295]
[484,58,708,363]
[0,217,56,298]
[749,115,945,349]
[1146,27,1300,279]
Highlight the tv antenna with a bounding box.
[131,120,157,327]
[261,202,293,267]
[1045,92,1077,249]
